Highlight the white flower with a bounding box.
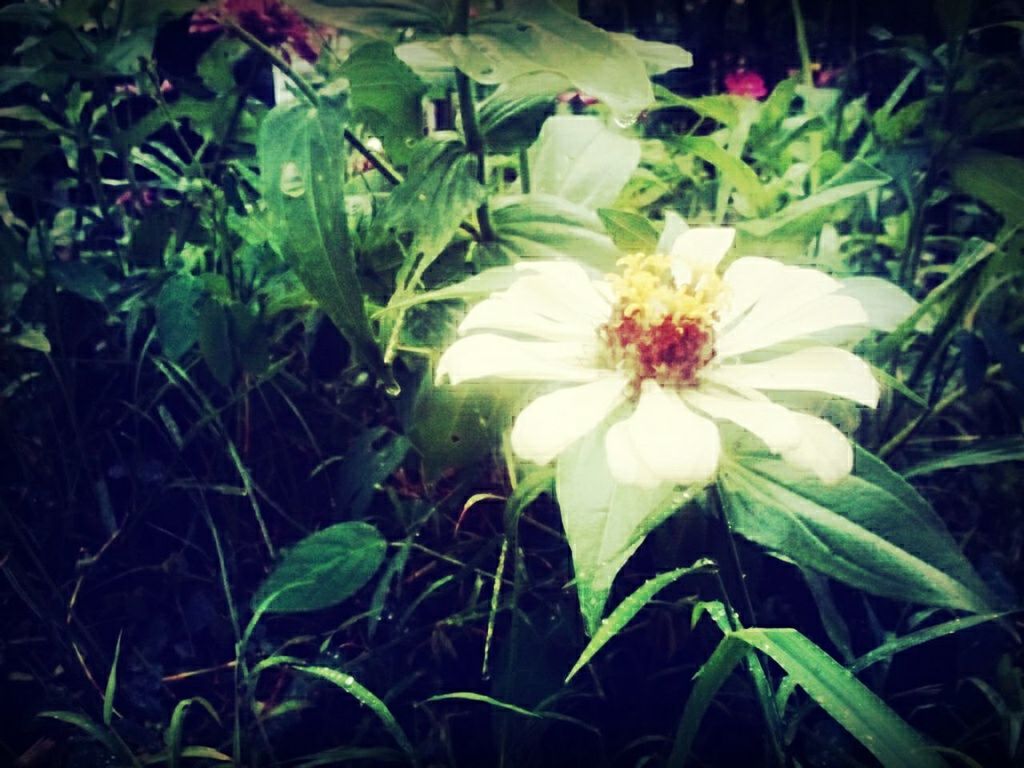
[437,227,915,488]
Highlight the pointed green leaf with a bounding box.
[556,418,689,634]
[286,0,446,38]
[479,72,564,154]
[102,632,122,727]
[258,95,392,388]
[903,437,1024,478]
[566,559,715,681]
[718,449,996,614]
[597,208,659,254]
[252,522,387,613]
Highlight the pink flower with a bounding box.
[724,69,767,99]
[557,90,600,107]
[115,188,157,210]
[189,0,322,64]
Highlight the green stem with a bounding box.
[453,0,495,241]
[711,486,787,768]
[790,0,814,87]
[518,146,531,193]
[227,21,403,185]
[878,362,1002,459]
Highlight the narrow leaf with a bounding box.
[102,631,122,727]
[566,559,715,681]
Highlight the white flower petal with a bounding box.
[837,276,918,332]
[717,256,789,327]
[779,412,854,484]
[459,296,598,342]
[511,261,612,324]
[510,377,627,466]
[605,383,721,489]
[437,334,600,385]
[683,389,803,454]
[670,227,736,282]
[707,347,880,407]
[716,295,868,358]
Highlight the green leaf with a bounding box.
[556,418,689,634]
[441,0,655,116]
[155,274,203,361]
[718,449,996,613]
[258,95,392,389]
[528,116,641,210]
[597,208,659,254]
[950,150,1024,229]
[51,261,117,304]
[198,301,234,387]
[611,33,692,75]
[408,379,512,480]
[566,559,715,681]
[670,629,948,768]
[168,697,221,768]
[36,711,125,761]
[252,522,387,613]
[286,0,446,39]
[737,161,890,237]
[479,72,564,154]
[676,135,773,216]
[735,629,947,768]
[380,133,485,263]
[339,40,426,162]
[424,692,545,718]
[102,631,122,727]
[903,437,1024,478]
[290,664,418,765]
[489,193,621,270]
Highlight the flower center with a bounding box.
[600,252,724,394]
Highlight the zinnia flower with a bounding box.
[437,228,910,488]
[189,0,322,64]
[724,68,768,99]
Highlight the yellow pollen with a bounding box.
[607,251,725,327]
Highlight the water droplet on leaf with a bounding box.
[613,112,639,129]
[280,162,304,198]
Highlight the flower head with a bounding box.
[724,68,768,99]
[189,0,322,64]
[437,228,914,489]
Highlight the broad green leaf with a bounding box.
[489,193,621,270]
[479,72,564,154]
[903,437,1024,478]
[737,161,890,237]
[198,301,234,386]
[380,133,485,263]
[289,664,417,765]
[408,379,513,480]
[528,116,641,210]
[338,41,426,162]
[51,261,117,303]
[440,0,655,116]
[950,150,1024,229]
[566,559,715,681]
[155,274,203,361]
[718,449,996,613]
[258,95,392,388]
[597,208,659,254]
[874,98,929,144]
[556,418,690,634]
[286,0,446,38]
[252,522,387,613]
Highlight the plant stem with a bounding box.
[710,486,787,768]
[453,0,495,241]
[518,146,531,193]
[790,0,814,87]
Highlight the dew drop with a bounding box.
[280,162,304,198]
[343,675,355,687]
[612,112,639,129]
[416,193,428,202]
